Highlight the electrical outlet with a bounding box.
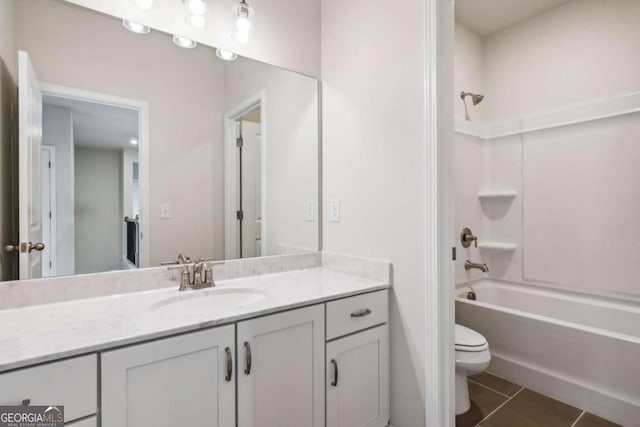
[329,199,340,222]
[160,203,171,219]
[306,200,315,221]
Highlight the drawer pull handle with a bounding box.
[331,359,339,387]
[225,347,233,382]
[350,308,372,318]
[21,399,30,406]
[244,341,252,375]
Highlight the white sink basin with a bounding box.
[148,288,266,312]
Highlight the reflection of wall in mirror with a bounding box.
[15,0,226,265]
[42,104,75,276]
[226,58,319,256]
[0,0,18,281]
[14,0,319,265]
[74,147,122,274]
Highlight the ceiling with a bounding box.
[43,95,139,150]
[455,0,573,37]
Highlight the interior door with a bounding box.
[240,120,262,258]
[18,51,44,279]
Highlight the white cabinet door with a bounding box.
[237,305,325,427]
[101,326,235,427]
[327,325,389,427]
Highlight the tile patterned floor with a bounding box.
[455,372,623,427]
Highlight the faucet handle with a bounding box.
[179,266,191,291]
[461,228,478,248]
[204,265,215,286]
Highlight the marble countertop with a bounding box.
[0,267,390,372]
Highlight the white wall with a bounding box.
[0,0,16,82]
[17,0,227,265]
[74,147,122,274]
[42,104,75,276]
[322,0,427,425]
[65,0,321,78]
[454,22,486,123]
[483,0,640,122]
[454,0,640,302]
[225,57,319,256]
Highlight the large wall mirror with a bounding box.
[0,0,319,281]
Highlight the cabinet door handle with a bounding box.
[225,347,233,382]
[244,341,252,375]
[350,308,372,318]
[331,359,339,387]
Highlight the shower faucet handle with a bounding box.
[460,228,478,248]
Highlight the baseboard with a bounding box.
[489,352,639,426]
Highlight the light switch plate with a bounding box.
[160,203,171,219]
[329,199,340,222]
[306,200,315,221]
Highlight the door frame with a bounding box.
[224,91,267,259]
[424,0,455,425]
[39,83,151,268]
[40,145,57,277]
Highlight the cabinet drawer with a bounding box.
[0,355,97,422]
[326,290,388,340]
[66,416,97,427]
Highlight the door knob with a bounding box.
[29,242,45,252]
[4,243,45,253]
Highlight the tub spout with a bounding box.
[465,260,489,273]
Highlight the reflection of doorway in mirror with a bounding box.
[224,92,267,260]
[239,117,262,258]
[38,83,149,276]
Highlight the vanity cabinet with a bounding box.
[101,326,236,427]
[0,355,97,423]
[237,305,325,427]
[326,291,390,427]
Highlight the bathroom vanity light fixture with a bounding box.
[122,20,151,34]
[183,0,207,15]
[233,0,254,44]
[173,35,198,48]
[186,14,207,29]
[132,0,154,10]
[216,48,238,61]
[182,0,207,29]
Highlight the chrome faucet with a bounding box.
[161,253,192,266]
[465,260,489,273]
[167,259,215,291]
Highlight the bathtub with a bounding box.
[456,279,640,426]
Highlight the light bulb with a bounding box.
[186,14,207,29]
[133,0,154,10]
[216,48,238,61]
[122,20,150,34]
[130,138,139,146]
[184,0,206,15]
[235,30,250,44]
[173,35,198,49]
[232,0,253,44]
[236,16,251,32]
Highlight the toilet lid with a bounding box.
[455,324,488,352]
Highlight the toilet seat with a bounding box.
[455,324,488,352]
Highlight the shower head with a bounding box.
[460,91,484,105]
[460,91,484,121]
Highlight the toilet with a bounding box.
[455,324,491,415]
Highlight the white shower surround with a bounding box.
[456,279,640,426]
